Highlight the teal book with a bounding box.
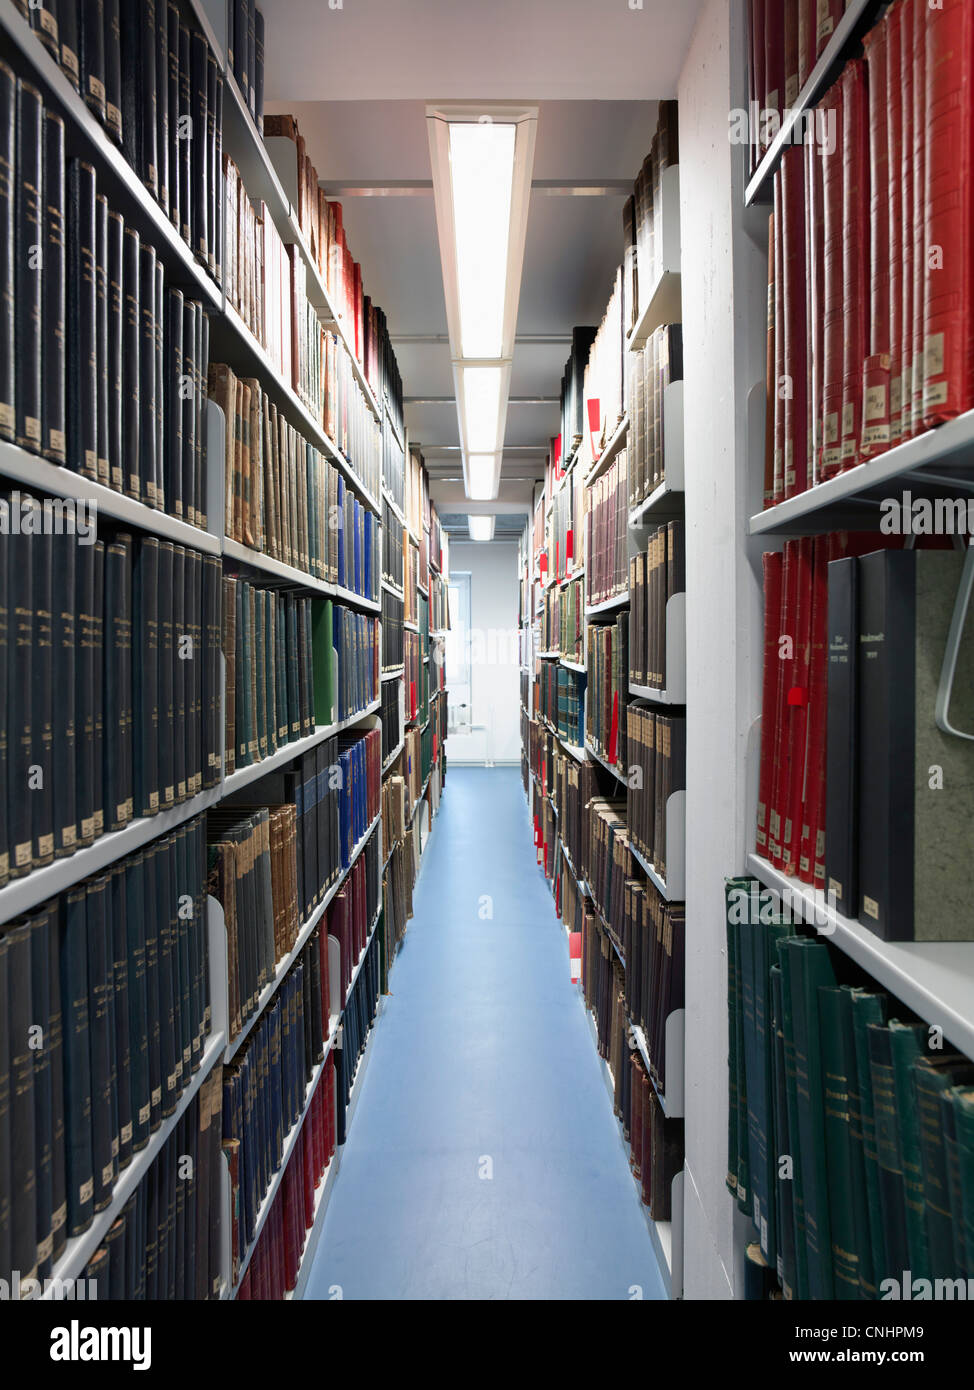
[770,962,796,1298]
[868,1022,911,1286]
[836,986,876,1298]
[311,598,336,727]
[953,1090,974,1277]
[941,1086,971,1277]
[776,937,809,1299]
[851,989,888,1287]
[913,1056,974,1282]
[724,881,742,1202]
[888,1020,932,1281]
[818,987,863,1298]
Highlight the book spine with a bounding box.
[94,193,110,486]
[80,0,106,125]
[15,81,43,455]
[32,528,54,868]
[41,113,66,464]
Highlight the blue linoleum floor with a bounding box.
[302,766,667,1300]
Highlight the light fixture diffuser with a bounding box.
[468,514,496,542]
[466,454,501,501]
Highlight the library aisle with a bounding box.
[303,768,667,1301]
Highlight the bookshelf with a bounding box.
[0,0,443,1303]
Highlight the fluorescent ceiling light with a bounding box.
[458,365,504,454]
[449,122,515,359]
[468,514,495,542]
[427,104,538,504]
[467,454,500,501]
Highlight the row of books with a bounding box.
[1,523,222,887]
[381,590,403,671]
[544,474,580,588]
[725,875,974,1301]
[10,1,225,281]
[550,748,599,883]
[222,926,329,1269]
[585,613,629,774]
[79,1073,224,1301]
[560,328,597,461]
[381,679,401,763]
[624,878,685,1098]
[583,267,626,461]
[580,909,683,1220]
[383,414,405,517]
[405,445,430,548]
[332,728,381,870]
[0,815,212,1286]
[764,2,974,508]
[747,3,850,165]
[228,0,266,134]
[210,363,378,597]
[629,521,684,691]
[381,776,407,863]
[537,663,586,751]
[585,452,629,608]
[623,101,679,333]
[237,1062,336,1299]
[327,832,379,1003]
[429,571,450,633]
[582,796,629,956]
[0,76,212,524]
[334,931,382,1146]
[382,501,404,593]
[628,325,683,509]
[382,839,411,974]
[627,708,686,884]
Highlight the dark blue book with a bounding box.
[134,537,161,816]
[102,0,122,144]
[80,0,106,124]
[0,935,10,1280]
[104,533,133,832]
[32,528,54,868]
[28,904,56,1278]
[124,852,150,1152]
[156,835,178,1119]
[66,157,98,480]
[90,539,106,840]
[59,887,93,1236]
[8,498,33,876]
[155,0,169,216]
[42,112,66,464]
[0,64,14,448]
[172,545,187,803]
[94,193,110,485]
[166,4,181,235]
[142,841,162,1131]
[105,209,124,490]
[109,865,132,1170]
[15,80,43,456]
[138,241,158,507]
[86,875,117,1211]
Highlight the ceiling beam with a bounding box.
[319,179,631,196]
[406,395,557,405]
[391,333,570,345]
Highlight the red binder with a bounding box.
[798,0,817,89]
[784,0,799,107]
[764,0,785,133]
[805,130,825,487]
[862,15,891,459]
[820,79,845,477]
[899,0,916,445]
[840,60,869,472]
[923,0,974,429]
[796,535,829,885]
[768,541,796,870]
[816,0,842,60]
[781,145,808,497]
[886,3,905,445]
[773,169,786,503]
[756,550,784,857]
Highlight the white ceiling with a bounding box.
[261,1,704,506]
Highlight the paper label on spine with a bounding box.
[151,1087,161,1107]
[79,1178,93,1205]
[101,1161,113,1186]
[52,1202,66,1233]
[925,332,945,380]
[139,1103,150,1126]
[863,895,879,920]
[88,76,105,104]
[817,0,835,41]
[48,428,65,456]
[62,47,79,80]
[0,402,12,431]
[121,1122,133,1145]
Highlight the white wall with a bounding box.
[448,541,521,764]
[678,0,767,1299]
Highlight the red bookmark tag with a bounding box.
[539,552,548,577]
[555,541,560,580]
[787,686,807,708]
[411,681,416,719]
[587,398,601,455]
[566,528,573,561]
[609,690,619,766]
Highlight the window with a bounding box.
[446,572,471,735]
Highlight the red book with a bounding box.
[816,0,842,60]
[784,0,800,108]
[781,537,814,875]
[796,535,829,884]
[886,5,905,445]
[768,540,797,870]
[923,0,974,429]
[820,79,844,477]
[781,145,808,497]
[756,550,784,858]
[862,15,891,459]
[773,169,786,503]
[805,131,825,486]
[899,0,916,444]
[764,1,786,135]
[840,60,869,472]
[798,0,817,89]
[764,212,776,508]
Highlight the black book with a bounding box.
[0,64,15,443]
[80,0,106,125]
[141,0,159,200]
[246,1,257,119]
[7,921,37,1281]
[30,0,60,62]
[142,842,162,1131]
[172,544,187,803]
[233,0,249,101]
[109,866,132,1171]
[74,539,95,848]
[154,256,165,512]
[202,555,222,788]
[66,159,98,481]
[189,550,203,794]
[103,533,132,831]
[7,499,33,877]
[158,541,176,809]
[102,0,122,145]
[166,4,181,235]
[189,32,209,267]
[177,22,192,247]
[197,306,209,530]
[91,539,106,840]
[0,936,10,1280]
[156,2,169,217]
[29,907,54,1279]
[105,1216,126,1297]
[86,876,117,1211]
[825,555,858,919]
[175,828,192,1089]
[42,112,66,465]
[120,1192,138,1298]
[15,80,43,455]
[94,193,110,486]
[205,52,218,278]
[122,227,141,499]
[145,1149,159,1299]
[315,740,329,900]
[156,837,177,1119]
[182,299,197,529]
[60,893,92,1238]
[118,0,138,172]
[166,289,185,520]
[58,3,81,94]
[857,548,974,940]
[301,750,317,919]
[254,7,264,135]
[105,210,124,492]
[52,518,77,860]
[32,528,54,868]
[47,906,66,1265]
[139,241,158,507]
[134,536,161,816]
[212,71,223,287]
[124,853,150,1153]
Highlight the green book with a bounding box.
[724,880,742,1202]
[776,937,809,1300]
[951,1089,974,1278]
[850,990,888,1288]
[818,987,864,1299]
[792,938,837,1299]
[941,1086,970,1277]
[756,918,789,1268]
[837,986,877,1298]
[771,962,796,1298]
[254,585,267,760]
[913,1056,974,1282]
[868,1023,911,1285]
[888,1021,932,1281]
[311,598,335,727]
